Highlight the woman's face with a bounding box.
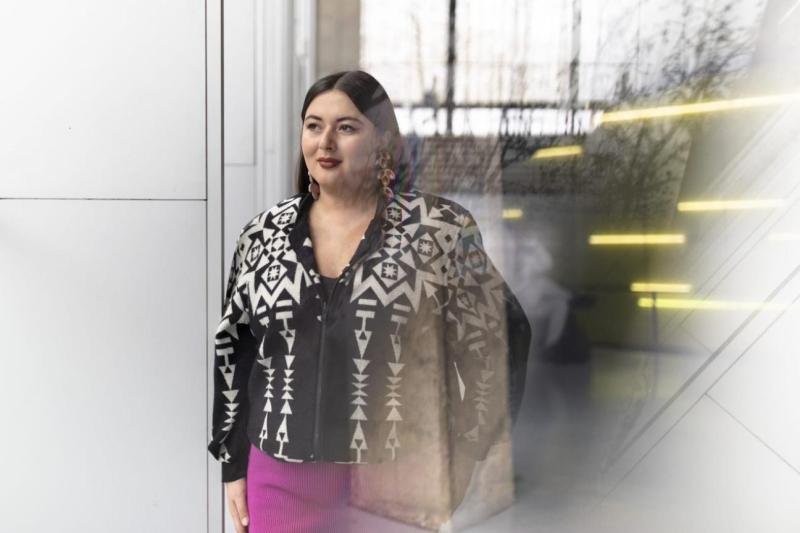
[301,89,381,192]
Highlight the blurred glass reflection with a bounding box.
[303,0,800,530]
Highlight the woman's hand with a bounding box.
[225,478,250,533]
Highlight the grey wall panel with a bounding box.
[0,1,206,199]
[316,0,360,75]
[224,0,256,166]
[0,200,207,533]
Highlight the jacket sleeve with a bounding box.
[207,231,258,482]
[444,210,532,463]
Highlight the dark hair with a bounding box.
[295,70,415,196]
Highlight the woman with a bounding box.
[208,70,532,533]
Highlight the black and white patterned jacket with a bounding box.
[207,187,532,482]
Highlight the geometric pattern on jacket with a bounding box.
[207,187,532,482]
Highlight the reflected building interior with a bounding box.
[224,0,800,531]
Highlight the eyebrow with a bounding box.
[304,115,363,123]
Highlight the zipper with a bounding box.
[312,298,328,460]
[310,251,373,461]
[309,212,385,461]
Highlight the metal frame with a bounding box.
[205,0,224,531]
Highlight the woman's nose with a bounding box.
[319,127,335,151]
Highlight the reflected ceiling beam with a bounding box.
[596,93,800,125]
[677,199,784,211]
[588,234,686,245]
[638,297,790,310]
[502,208,523,219]
[530,145,583,159]
[630,282,692,293]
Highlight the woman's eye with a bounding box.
[305,123,320,131]
[339,124,356,133]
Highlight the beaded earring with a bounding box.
[375,149,396,201]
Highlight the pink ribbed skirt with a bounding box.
[246,444,353,532]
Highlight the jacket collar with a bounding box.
[288,190,391,276]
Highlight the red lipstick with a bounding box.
[318,158,341,169]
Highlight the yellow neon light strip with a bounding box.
[502,208,523,219]
[677,199,784,212]
[598,93,800,124]
[531,145,584,159]
[638,297,788,310]
[630,282,692,293]
[589,234,686,245]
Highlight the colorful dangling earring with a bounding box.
[375,149,396,201]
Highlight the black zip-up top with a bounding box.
[207,188,532,482]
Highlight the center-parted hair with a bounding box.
[295,70,415,195]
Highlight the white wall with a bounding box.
[0,1,223,531]
[0,1,207,199]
